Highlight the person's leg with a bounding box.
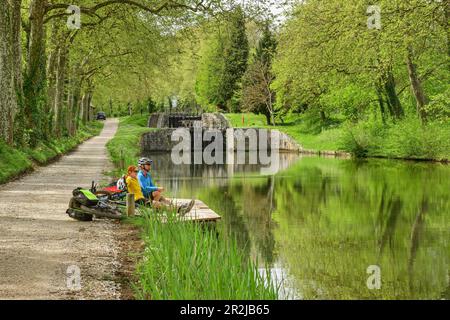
[152,190,172,206]
[152,190,161,202]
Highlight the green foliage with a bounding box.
[195,28,225,109]
[424,91,450,123]
[340,118,450,160]
[255,24,277,66]
[133,209,279,300]
[319,84,375,122]
[0,141,32,184]
[272,0,448,123]
[195,7,249,111]
[218,6,249,111]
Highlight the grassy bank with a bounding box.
[106,114,153,173]
[107,115,278,299]
[226,113,450,161]
[0,121,104,184]
[132,210,278,300]
[227,113,343,151]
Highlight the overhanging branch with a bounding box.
[45,0,209,20]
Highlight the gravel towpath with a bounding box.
[0,119,123,299]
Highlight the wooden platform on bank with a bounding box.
[172,199,222,222]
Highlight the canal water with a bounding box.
[143,152,449,299]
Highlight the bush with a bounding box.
[424,92,450,124]
[384,119,450,160]
[339,120,385,158]
[340,118,450,160]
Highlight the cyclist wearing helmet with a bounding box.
[137,158,164,202]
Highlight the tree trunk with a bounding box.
[264,112,271,126]
[46,46,57,128]
[320,110,326,122]
[87,91,93,122]
[406,46,428,122]
[12,0,22,96]
[0,0,21,145]
[375,83,386,124]
[25,0,48,143]
[382,68,404,119]
[80,93,87,124]
[70,82,82,136]
[54,45,67,136]
[46,20,63,136]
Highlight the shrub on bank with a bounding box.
[340,118,450,161]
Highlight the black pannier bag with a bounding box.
[72,188,99,207]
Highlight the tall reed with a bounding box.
[132,208,279,300]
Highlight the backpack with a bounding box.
[72,188,99,207]
[116,174,128,192]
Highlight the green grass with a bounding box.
[106,114,153,172]
[0,121,104,184]
[226,113,343,151]
[227,113,269,128]
[131,209,279,300]
[226,113,450,160]
[0,141,33,184]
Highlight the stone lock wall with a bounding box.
[141,128,302,153]
[143,112,301,153]
[148,113,231,129]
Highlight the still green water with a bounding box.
[146,153,449,300]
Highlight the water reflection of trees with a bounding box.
[272,158,449,299]
[147,152,449,299]
[199,177,277,265]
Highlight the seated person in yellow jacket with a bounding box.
[125,165,195,214]
[126,165,146,206]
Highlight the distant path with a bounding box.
[0,119,122,299]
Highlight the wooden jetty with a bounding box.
[171,199,222,223]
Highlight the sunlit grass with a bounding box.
[131,208,279,300]
[225,113,343,151]
[106,115,154,174]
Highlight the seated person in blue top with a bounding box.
[137,158,165,203]
[137,157,195,213]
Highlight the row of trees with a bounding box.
[162,5,279,124]
[2,0,447,148]
[272,0,449,125]
[0,0,240,147]
[163,0,448,126]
